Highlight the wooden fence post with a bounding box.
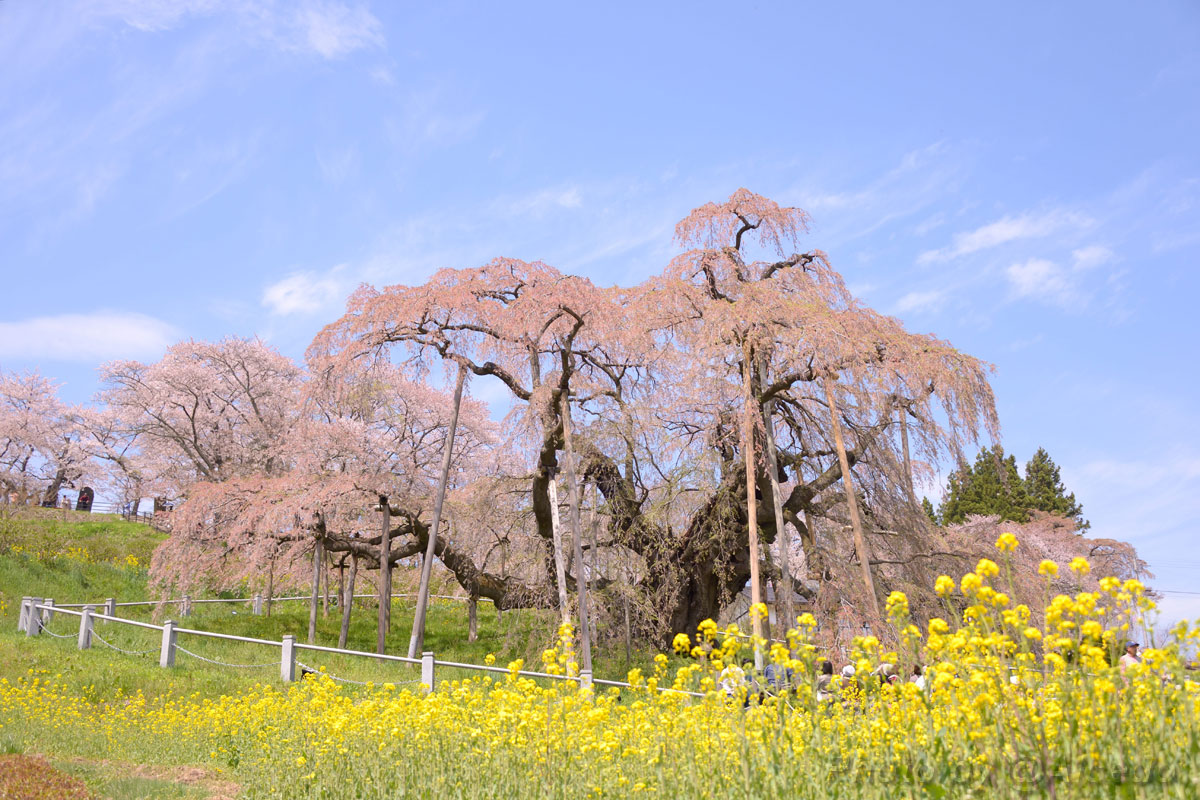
[421,651,435,693]
[25,598,42,637]
[17,596,31,632]
[78,605,94,650]
[159,620,177,668]
[467,596,478,643]
[281,635,296,682]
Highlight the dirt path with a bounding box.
[0,754,91,800]
[6,754,241,800]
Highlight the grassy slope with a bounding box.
[0,513,654,703]
[1,513,666,797]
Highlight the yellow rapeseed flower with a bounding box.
[994,532,1018,553]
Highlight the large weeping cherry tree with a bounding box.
[109,191,1150,655]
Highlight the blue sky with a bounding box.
[2,1,1198,625]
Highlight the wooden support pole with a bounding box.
[378,497,390,654]
[548,475,570,624]
[759,359,794,637]
[266,552,275,617]
[408,362,468,660]
[308,540,322,645]
[741,339,764,670]
[823,376,880,620]
[339,554,358,650]
[467,596,478,643]
[561,391,593,673]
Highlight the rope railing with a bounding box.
[91,629,158,656]
[175,644,277,670]
[16,597,703,699]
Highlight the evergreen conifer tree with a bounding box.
[1024,447,1089,530]
[921,496,939,525]
[939,446,1031,524]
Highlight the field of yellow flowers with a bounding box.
[3,535,1199,799]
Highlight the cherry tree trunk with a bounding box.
[377,497,390,655]
[741,340,764,669]
[823,377,880,620]
[339,554,358,649]
[407,362,468,660]
[561,393,593,672]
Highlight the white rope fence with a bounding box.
[91,629,157,656]
[15,596,712,699]
[35,618,75,640]
[175,645,278,670]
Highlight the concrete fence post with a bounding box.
[17,597,31,633]
[104,597,116,622]
[182,594,192,617]
[43,598,55,624]
[159,620,177,668]
[78,605,94,650]
[281,635,296,682]
[421,651,435,693]
[26,598,43,637]
[253,593,263,615]
[580,669,593,693]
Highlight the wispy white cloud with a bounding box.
[1005,258,1073,304]
[385,87,487,151]
[283,1,384,59]
[490,186,583,218]
[1071,244,1115,271]
[1004,242,1120,309]
[893,289,947,315]
[262,269,347,315]
[919,210,1093,263]
[95,0,385,59]
[0,312,179,363]
[315,144,360,184]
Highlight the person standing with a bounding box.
[1119,641,1141,674]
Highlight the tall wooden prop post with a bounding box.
[339,554,358,649]
[307,539,322,644]
[823,376,880,620]
[377,496,390,655]
[759,359,794,638]
[408,362,468,660]
[561,392,593,673]
[740,339,764,670]
[548,475,570,624]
